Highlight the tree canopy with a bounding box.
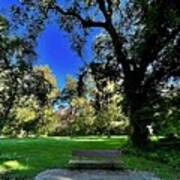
[1,0,180,146]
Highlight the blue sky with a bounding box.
[36,23,83,89]
[0,0,95,89]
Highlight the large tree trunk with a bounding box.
[124,80,150,148]
[129,109,149,148]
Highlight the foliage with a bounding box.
[153,88,180,138]
[1,66,59,136]
[122,137,180,176]
[60,75,78,104]
[70,96,96,135]
[4,0,180,146]
[55,76,129,136]
[93,82,129,136]
[0,15,31,128]
[0,11,57,135]
[0,16,59,137]
[34,66,60,105]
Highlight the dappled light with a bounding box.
[0,0,179,179]
[1,160,29,171]
[0,137,179,179]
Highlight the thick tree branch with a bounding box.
[51,4,106,28]
[138,0,180,79]
[106,0,113,16]
[51,2,129,77]
[97,0,112,21]
[97,0,107,17]
[140,25,180,73]
[104,22,130,75]
[95,1,130,75]
[144,65,180,94]
[144,37,180,91]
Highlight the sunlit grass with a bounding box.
[0,136,179,179]
[0,160,29,170]
[0,136,125,178]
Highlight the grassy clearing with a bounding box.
[0,136,179,179]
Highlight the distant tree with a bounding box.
[70,96,95,135]
[0,15,59,136]
[60,75,78,104]
[34,66,60,105]
[0,15,29,127]
[10,0,180,147]
[57,74,128,136]
[94,81,129,136]
[2,65,60,136]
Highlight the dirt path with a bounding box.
[35,169,160,180]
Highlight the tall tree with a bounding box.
[2,65,60,136]
[11,0,180,147]
[0,15,59,132]
[0,15,28,125]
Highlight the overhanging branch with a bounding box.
[97,0,112,21]
[51,4,106,28]
[50,2,129,76]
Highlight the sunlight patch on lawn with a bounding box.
[70,138,107,142]
[70,136,128,141]
[0,160,29,172]
[150,136,164,142]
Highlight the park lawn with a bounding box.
[0,136,179,180]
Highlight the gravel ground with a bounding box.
[35,169,160,180]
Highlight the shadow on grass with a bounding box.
[122,138,180,171]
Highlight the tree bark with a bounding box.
[125,77,150,148]
[129,110,149,148]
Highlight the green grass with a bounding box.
[0,136,179,180]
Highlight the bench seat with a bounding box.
[69,150,122,169]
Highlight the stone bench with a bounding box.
[69,150,122,169]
